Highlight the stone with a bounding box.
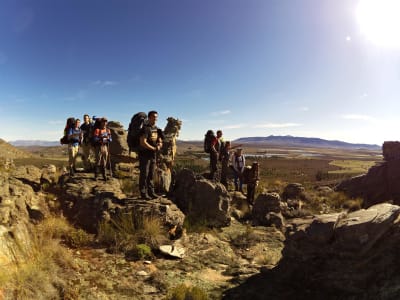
[172,169,231,227]
[159,244,185,258]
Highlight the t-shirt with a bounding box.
[139,125,160,156]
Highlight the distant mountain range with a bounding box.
[9,135,382,150]
[233,135,381,150]
[9,140,60,147]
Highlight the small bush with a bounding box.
[64,228,94,248]
[231,226,260,249]
[97,213,165,253]
[324,192,363,211]
[173,160,208,174]
[130,244,153,260]
[166,283,209,300]
[138,216,162,249]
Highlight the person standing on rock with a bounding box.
[220,140,231,188]
[139,110,163,200]
[232,148,245,193]
[93,117,112,181]
[80,114,94,172]
[67,118,82,176]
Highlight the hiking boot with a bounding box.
[148,191,160,199]
[141,193,152,201]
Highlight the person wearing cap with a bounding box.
[138,110,164,200]
[231,147,245,193]
[93,117,112,180]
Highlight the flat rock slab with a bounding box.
[334,203,400,253]
[159,245,185,259]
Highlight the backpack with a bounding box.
[89,118,102,146]
[204,130,215,153]
[60,117,75,145]
[127,112,148,152]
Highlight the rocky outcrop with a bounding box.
[335,142,400,208]
[223,203,400,299]
[172,169,231,227]
[0,169,50,267]
[382,141,400,161]
[59,173,184,233]
[336,160,398,208]
[0,139,31,159]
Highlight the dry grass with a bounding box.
[0,216,77,299]
[166,283,209,300]
[97,212,164,255]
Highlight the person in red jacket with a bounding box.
[93,117,112,181]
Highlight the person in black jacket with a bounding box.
[138,111,163,200]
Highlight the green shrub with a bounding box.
[166,284,209,300]
[131,244,152,260]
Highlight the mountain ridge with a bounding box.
[9,135,382,150]
[233,135,381,150]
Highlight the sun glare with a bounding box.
[356,0,400,48]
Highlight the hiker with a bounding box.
[246,162,260,204]
[93,117,112,181]
[232,148,246,193]
[80,114,94,171]
[67,118,82,176]
[216,129,225,152]
[205,131,219,180]
[220,140,231,188]
[139,110,163,200]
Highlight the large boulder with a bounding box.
[0,171,49,267]
[108,121,130,157]
[281,183,305,201]
[252,193,284,228]
[382,141,400,161]
[223,203,400,299]
[172,169,231,227]
[60,173,184,233]
[336,160,400,208]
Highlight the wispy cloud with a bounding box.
[223,124,247,129]
[211,110,231,116]
[299,106,309,111]
[341,114,377,122]
[92,80,118,87]
[253,123,301,128]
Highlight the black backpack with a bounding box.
[60,117,75,145]
[204,130,215,153]
[127,112,148,152]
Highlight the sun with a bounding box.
[356,0,400,48]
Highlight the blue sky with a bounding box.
[1,0,400,145]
